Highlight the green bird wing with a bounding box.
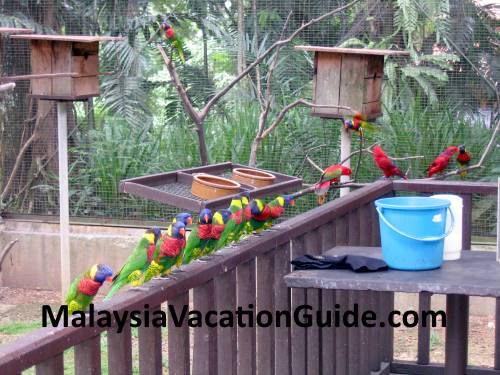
[182,226,201,265]
[214,220,237,251]
[112,237,150,286]
[65,274,83,304]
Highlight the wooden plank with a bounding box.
[358,291,371,374]
[335,290,349,375]
[107,325,132,375]
[418,292,432,365]
[393,180,497,195]
[138,306,162,375]
[363,77,383,103]
[391,361,500,374]
[381,292,394,362]
[291,236,307,375]
[52,41,72,96]
[35,353,64,375]
[370,202,381,246]
[336,215,348,246]
[319,221,336,251]
[461,194,472,250]
[192,280,217,375]
[236,259,256,375]
[304,231,321,374]
[168,292,190,375]
[11,34,124,42]
[348,208,360,246]
[362,100,382,119]
[365,55,384,78]
[0,27,33,34]
[321,289,336,374]
[338,54,366,117]
[30,40,52,96]
[496,298,500,369]
[359,204,372,246]
[294,45,410,56]
[312,51,341,117]
[256,250,275,374]
[347,291,361,375]
[73,41,99,55]
[445,294,469,375]
[368,292,380,370]
[215,269,237,375]
[274,243,291,375]
[72,54,99,97]
[74,335,101,375]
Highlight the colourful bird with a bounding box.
[219,197,246,248]
[245,198,272,234]
[142,221,187,281]
[66,264,113,314]
[427,146,459,177]
[104,227,161,300]
[264,194,295,229]
[343,112,379,137]
[182,208,213,265]
[202,209,232,256]
[314,164,352,204]
[456,145,472,177]
[372,146,407,179]
[160,19,185,62]
[158,213,192,267]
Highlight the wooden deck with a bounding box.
[0,179,497,374]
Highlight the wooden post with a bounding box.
[57,101,71,298]
[340,127,351,197]
[497,177,499,262]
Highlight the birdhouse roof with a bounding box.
[294,46,410,56]
[0,27,34,34]
[10,34,124,42]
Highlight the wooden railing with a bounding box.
[0,179,497,375]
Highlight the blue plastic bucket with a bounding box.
[375,197,454,270]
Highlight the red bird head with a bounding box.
[165,28,175,39]
[372,146,387,158]
[444,146,459,156]
[340,166,352,176]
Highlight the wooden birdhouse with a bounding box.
[9,34,123,100]
[295,46,409,120]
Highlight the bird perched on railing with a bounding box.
[427,146,459,177]
[201,209,232,257]
[104,227,161,300]
[66,264,113,314]
[142,221,186,281]
[182,208,213,265]
[372,146,407,180]
[456,145,472,177]
[314,164,352,204]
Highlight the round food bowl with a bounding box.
[232,167,276,188]
[191,173,241,199]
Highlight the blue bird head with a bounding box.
[175,212,193,226]
[282,194,295,207]
[91,264,113,284]
[199,208,212,225]
[146,227,162,244]
[216,209,232,224]
[171,221,186,239]
[250,199,264,216]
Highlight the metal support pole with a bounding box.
[57,101,71,299]
[340,127,351,197]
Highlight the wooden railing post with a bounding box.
[35,353,64,375]
[138,306,163,375]
[107,324,132,375]
[237,259,256,375]
[75,335,102,375]
[167,291,190,375]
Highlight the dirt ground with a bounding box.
[0,286,496,369]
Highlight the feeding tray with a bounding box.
[192,173,241,199]
[119,162,302,212]
[232,167,276,187]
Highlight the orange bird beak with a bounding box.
[290,199,295,206]
[179,228,186,237]
[204,214,209,223]
[106,276,113,283]
[187,217,193,225]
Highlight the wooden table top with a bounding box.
[284,246,500,297]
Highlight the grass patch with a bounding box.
[0,321,40,335]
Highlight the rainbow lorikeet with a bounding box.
[104,227,161,300]
[218,197,246,248]
[245,198,272,234]
[160,20,185,62]
[201,209,232,256]
[142,221,187,281]
[372,146,407,179]
[427,146,459,177]
[262,195,295,229]
[456,145,472,177]
[65,264,113,314]
[182,208,213,265]
[314,164,352,204]
[157,213,192,267]
[343,112,379,136]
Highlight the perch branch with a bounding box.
[0,239,18,272]
[306,157,324,174]
[291,181,368,199]
[339,142,424,165]
[431,118,499,179]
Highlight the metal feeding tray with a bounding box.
[119,162,303,212]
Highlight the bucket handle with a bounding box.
[376,207,454,242]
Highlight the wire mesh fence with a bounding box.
[0,0,497,239]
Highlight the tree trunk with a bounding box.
[195,121,209,165]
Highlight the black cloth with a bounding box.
[291,254,388,273]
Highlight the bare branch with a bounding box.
[306,156,324,174]
[199,0,360,121]
[290,181,368,199]
[339,142,424,165]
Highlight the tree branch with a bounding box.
[306,156,324,174]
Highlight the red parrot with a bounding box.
[372,146,407,179]
[456,145,471,177]
[314,164,352,204]
[427,146,460,177]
